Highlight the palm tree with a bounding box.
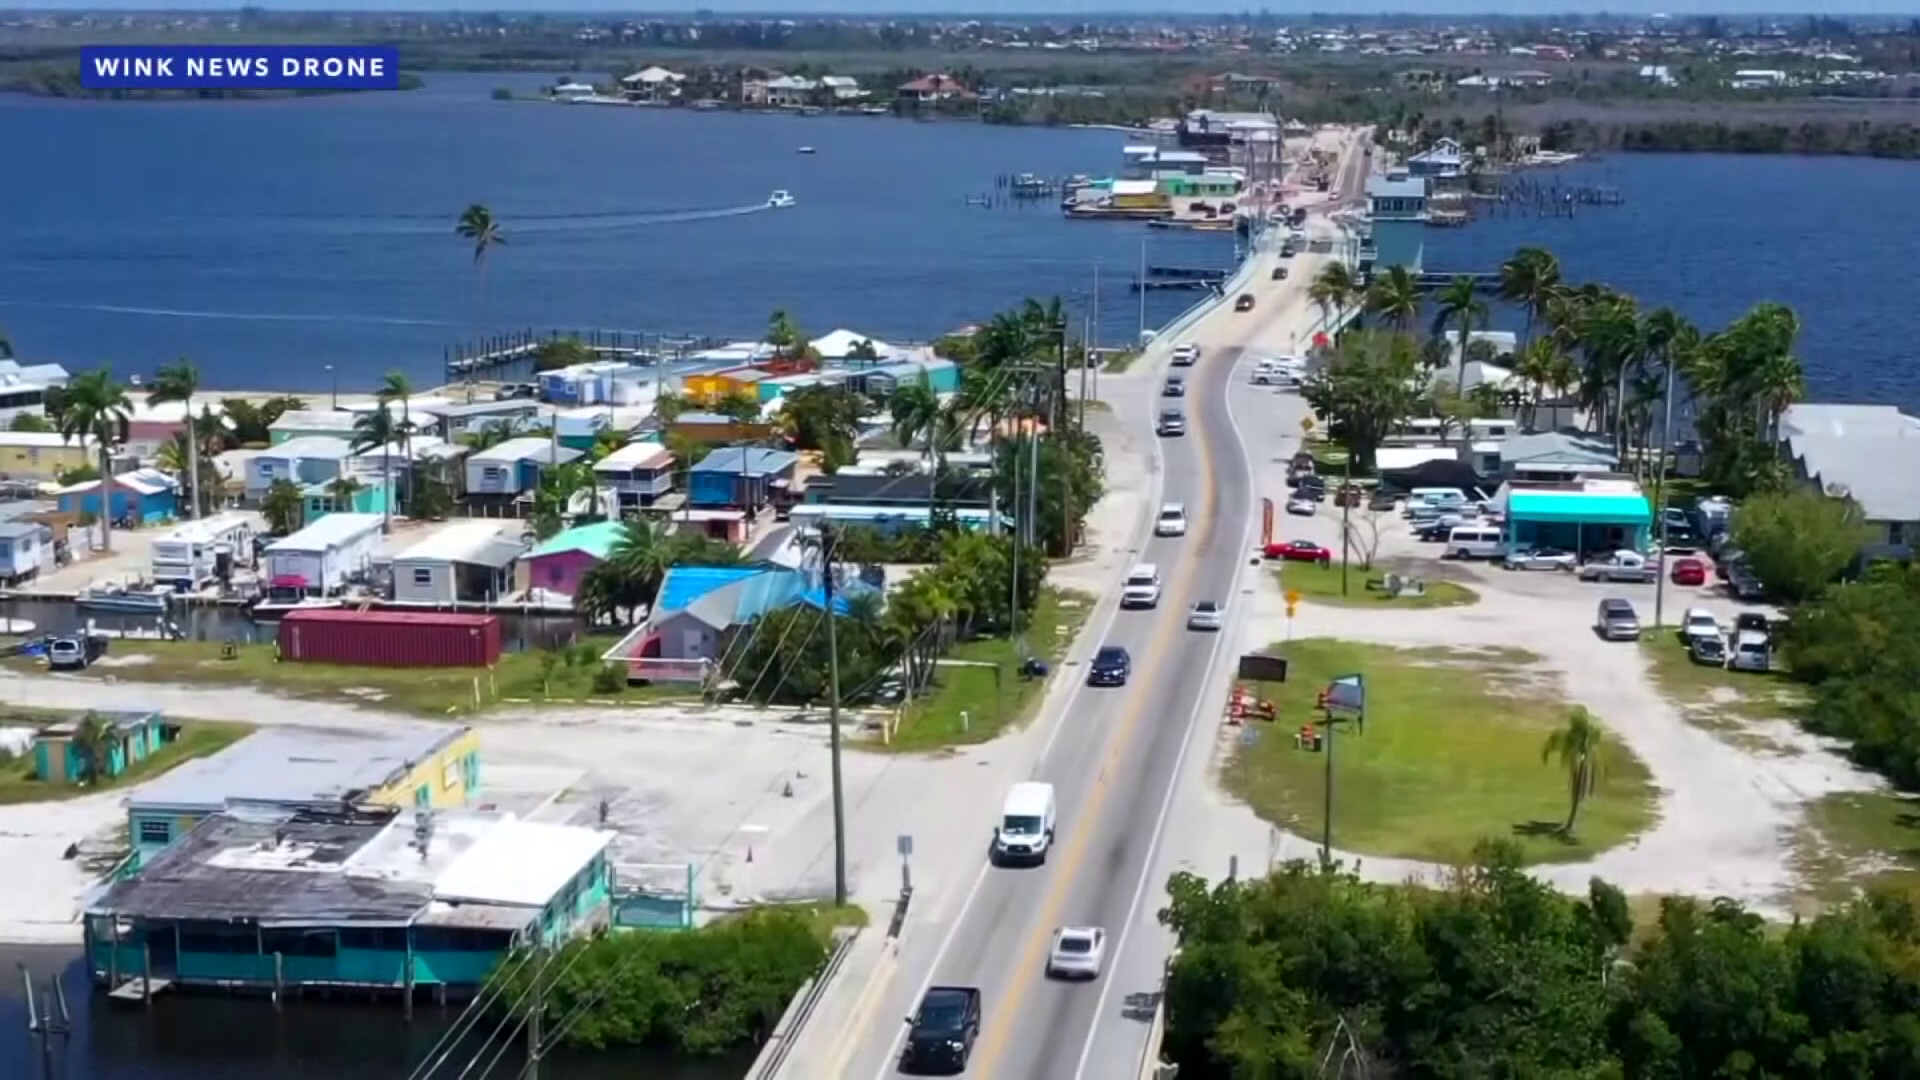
[1365,264,1420,332]
[146,359,202,520]
[326,474,364,515]
[1541,705,1607,835]
[0,326,12,359]
[889,374,944,463]
[69,712,119,784]
[1497,246,1563,345]
[1511,337,1561,430]
[156,431,219,518]
[1431,276,1489,396]
[454,204,505,398]
[55,369,132,553]
[377,371,415,512]
[260,477,305,535]
[1308,261,1360,334]
[349,405,399,533]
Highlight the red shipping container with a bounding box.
[278,609,503,669]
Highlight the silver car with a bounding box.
[1046,926,1107,980]
[1596,598,1642,641]
[1188,600,1224,631]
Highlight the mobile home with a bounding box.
[149,512,257,590]
[263,512,385,595]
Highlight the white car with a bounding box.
[1188,600,1224,631]
[1155,503,1188,537]
[1121,564,1162,609]
[1170,343,1200,367]
[1681,607,1724,645]
[1503,547,1577,572]
[1046,926,1107,980]
[1285,495,1317,516]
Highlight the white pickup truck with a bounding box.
[1577,550,1659,584]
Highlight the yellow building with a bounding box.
[0,431,95,483]
[126,724,480,866]
[681,367,772,404]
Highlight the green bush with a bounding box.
[590,662,627,695]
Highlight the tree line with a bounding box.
[1304,245,1806,497]
[1161,842,1920,1079]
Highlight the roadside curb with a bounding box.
[821,936,901,1077]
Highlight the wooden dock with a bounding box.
[443,328,733,384]
[108,976,172,1003]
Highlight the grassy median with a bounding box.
[1223,639,1655,865]
[1275,560,1479,610]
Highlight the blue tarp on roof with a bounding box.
[654,566,766,615]
[655,565,870,625]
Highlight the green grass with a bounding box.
[1791,792,1920,914]
[7,637,697,717]
[1101,350,1142,374]
[1274,561,1479,610]
[879,588,1093,752]
[0,718,252,805]
[1222,640,1657,865]
[1636,636,1804,747]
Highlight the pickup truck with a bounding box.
[1578,551,1659,584]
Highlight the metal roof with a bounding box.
[691,447,798,475]
[527,520,625,561]
[392,523,526,567]
[1780,403,1920,521]
[129,725,461,815]
[264,512,384,554]
[1507,490,1651,524]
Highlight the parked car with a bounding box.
[1368,490,1398,512]
[1716,550,1744,581]
[1265,539,1331,563]
[1689,635,1728,667]
[1334,484,1363,508]
[1734,612,1771,637]
[1046,926,1108,980]
[1730,630,1772,673]
[1235,293,1256,312]
[1578,550,1659,584]
[1670,557,1708,586]
[45,634,108,671]
[1505,547,1577,572]
[1270,266,1289,281]
[1727,567,1766,601]
[1087,646,1132,687]
[902,986,982,1073]
[1596,598,1643,641]
[1681,607,1724,646]
[1285,495,1317,516]
[1187,600,1225,631]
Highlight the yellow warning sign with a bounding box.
[1285,590,1301,606]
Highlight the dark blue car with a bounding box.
[1087,645,1131,687]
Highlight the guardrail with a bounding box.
[745,926,861,1080]
[1149,229,1275,346]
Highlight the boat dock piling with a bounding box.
[443,328,732,383]
[1148,265,1228,280]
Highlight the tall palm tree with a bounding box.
[1308,261,1360,334]
[326,474,364,514]
[889,374,944,463]
[1365,264,1421,332]
[1511,337,1562,430]
[156,430,219,518]
[1431,276,1489,396]
[55,369,132,554]
[377,371,414,512]
[454,204,505,397]
[69,712,119,784]
[0,326,12,359]
[146,359,202,520]
[1541,705,1607,835]
[1497,246,1563,345]
[349,405,399,533]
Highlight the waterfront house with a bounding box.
[1366,171,1429,273]
[0,360,69,429]
[1497,481,1652,556]
[810,329,896,362]
[464,438,583,501]
[302,475,390,526]
[638,565,861,666]
[1779,403,1920,549]
[551,408,614,451]
[801,468,992,511]
[1406,137,1466,178]
[682,367,775,406]
[122,723,479,867]
[523,520,625,598]
[765,74,817,107]
[433,399,543,443]
[538,362,635,407]
[85,807,612,1001]
[149,512,256,590]
[667,413,775,446]
[820,75,862,101]
[619,65,683,102]
[593,441,674,512]
[389,522,526,605]
[264,512,385,595]
[849,359,959,400]
[268,410,359,445]
[32,710,172,785]
[247,436,352,502]
[897,73,973,107]
[55,468,177,525]
[0,520,52,583]
[688,447,798,509]
[0,430,94,484]
[122,401,194,457]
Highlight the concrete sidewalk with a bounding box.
[761,926,902,1077]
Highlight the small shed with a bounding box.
[33,710,174,785]
[0,519,52,583]
[55,468,178,525]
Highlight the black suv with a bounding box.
[903,986,981,1074]
[1087,646,1131,687]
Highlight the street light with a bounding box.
[326,365,337,410]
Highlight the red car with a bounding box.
[1670,557,1707,586]
[1265,539,1332,564]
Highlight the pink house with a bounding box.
[124,401,191,457]
[523,520,624,597]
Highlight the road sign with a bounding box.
[1299,415,1316,433]
[1285,589,1301,606]
[896,834,914,857]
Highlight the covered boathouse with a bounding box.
[84,805,614,1003]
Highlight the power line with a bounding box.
[408,947,546,1080]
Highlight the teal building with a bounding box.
[32,711,173,785]
[303,476,391,525]
[1366,172,1428,274]
[86,808,615,1002]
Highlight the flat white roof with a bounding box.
[156,512,255,545]
[270,410,356,430]
[0,431,92,449]
[432,818,615,908]
[1004,781,1054,814]
[265,512,385,553]
[1376,446,1458,471]
[265,436,353,460]
[594,440,671,471]
[393,522,515,564]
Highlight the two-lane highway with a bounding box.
[856,285,1312,1079]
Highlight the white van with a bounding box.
[1446,525,1504,560]
[993,781,1057,866]
[1408,487,1468,512]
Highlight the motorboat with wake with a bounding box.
[249,594,347,621]
[766,190,797,209]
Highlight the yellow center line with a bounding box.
[967,347,1227,1079]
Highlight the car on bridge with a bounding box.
[1235,293,1256,312]
[901,985,981,1074]
[1046,926,1108,980]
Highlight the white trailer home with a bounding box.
[263,512,385,596]
[149,512,258,590]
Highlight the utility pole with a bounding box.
[526,962,544,1080]
[821,523,848,907]
[1136,235,1147,347]
[1340,458,1353,596]
[1055,320,1072,558]
[1090,261,1102,401]
[1651,353,1678,629]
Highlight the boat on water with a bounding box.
[250,595,347,621]
[766,190,797,209]
[797,146,817,154]
[76,582,173,615]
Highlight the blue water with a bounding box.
[0,73,1225,393]
[1,73,1915,409]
